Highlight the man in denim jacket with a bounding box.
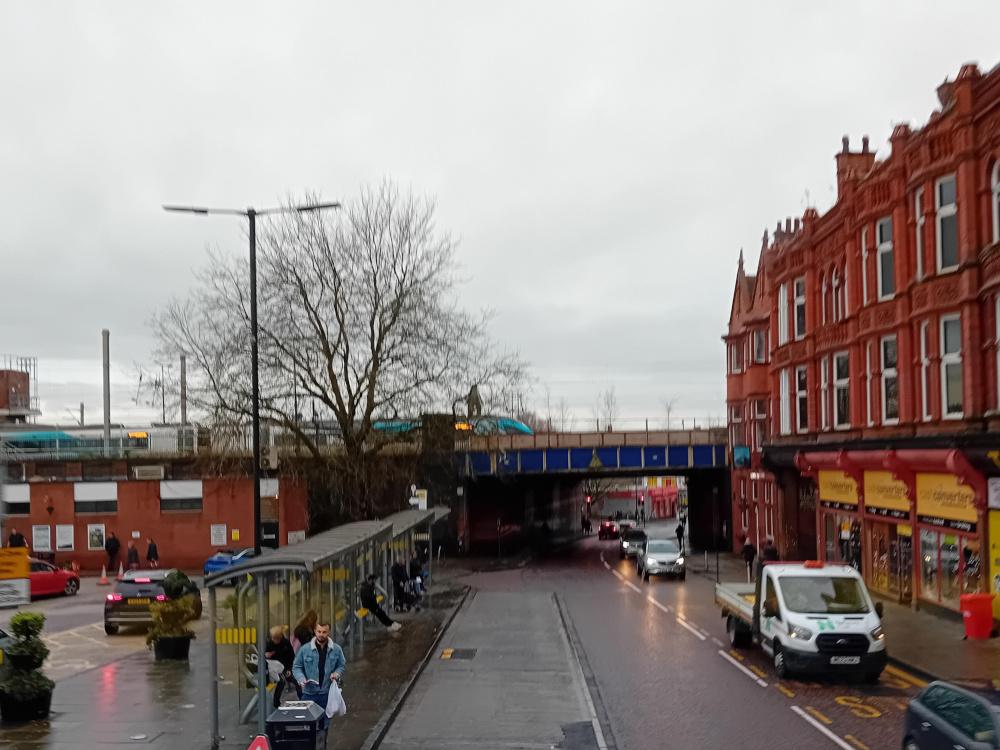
[292,622,346,732]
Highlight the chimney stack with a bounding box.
[842,135,850,153]
[785,218,792,234]
[793,218,800,232]
[862,135,870,153]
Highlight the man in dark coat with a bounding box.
[742,537,758,580]
[762,539,779,562]
[145,537,160,569]
[391,555,413,608]
[126,540,140,570]
[105,532,121,570]
[7,527,27,548]
[408,550,425,596]
[361,574,401,631]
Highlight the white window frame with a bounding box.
[820,274,827,325]
[820,354,830,431]
[832,268,840,322]
[793,277,806,340]
[866,341,874,426]
[881,334,899,425]
[940,313,963,419]
[834,351,850,430]
[795,365,808,433]
[920,320,931,421]
[754,399,767,450]
[729,404,743,450]
[778,283,789,345]
[876,216,894,301]
[936,174,958,273]
[779,368,791,435]
[992,163,1000,245]
[860,227,868,306]
[753,329,766,364]
[730,342,742,374]
[915,188,925,281]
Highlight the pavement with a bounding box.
[687,537,1000,684]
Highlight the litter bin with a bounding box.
[266,700,326,750]
[959,593,996,639]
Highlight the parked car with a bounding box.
[904,680,1000,750]
[619,528,647,560]
[30,558,80,598]
[637,539,686,581]
[104,568,202,635]
[204,548,255,577]
[598,521,619,540]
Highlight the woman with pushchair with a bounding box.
[391,555,420,612]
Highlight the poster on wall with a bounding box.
[56,525,75,552]
[87,524,106,551]
[287,530,306,544]
[210,524,226,546]
[32,525,51,552]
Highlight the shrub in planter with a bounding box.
[146,571,200,661]
[0,613,54,724]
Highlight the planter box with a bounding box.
[6,653,45,671]
[0,689,52,724]
[153,636,191,661]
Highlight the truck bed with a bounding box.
[715,582,756,625]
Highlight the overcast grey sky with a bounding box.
[2,2,999,428]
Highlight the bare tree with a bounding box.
[663,397,677,430]
[592,387,619,432]
[554,396,575,432]
[151,181,528,519]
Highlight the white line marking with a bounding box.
[603,561,610,569]
[624,581,642,593]
[711,637,725,647]
[698,628,711,637]
[677,617,707,640]
[718,649,767,686]
[555,601,608,750]
[645,596,671,613]
[790,705,853,750]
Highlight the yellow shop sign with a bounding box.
[916,473,977,533]
[864,471,910,520]
[818,470,858,509]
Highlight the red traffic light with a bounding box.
[640,494,645,503]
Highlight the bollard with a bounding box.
[704,551,708,571]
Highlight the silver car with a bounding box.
[638,539,686,581]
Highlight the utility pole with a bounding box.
[102,329,111,456]
[180,354,187,425]
[160,363,167,424]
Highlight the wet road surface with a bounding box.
[444,520,921,750]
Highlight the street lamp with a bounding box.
[164,201,340,556]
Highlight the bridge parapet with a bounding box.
[457,428,726,453]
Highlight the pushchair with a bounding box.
[393,579,419,612]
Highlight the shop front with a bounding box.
[914,473,981,610]
[817,470,861,569]
[863,471,912,603]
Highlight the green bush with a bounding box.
[161,570,199,601]
[0,611,52,700]
[146,593,200,647]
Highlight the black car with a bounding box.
[104,569,202,635]
[904,680,1000,750]
[598,521,619,540]
[619,528,647,559]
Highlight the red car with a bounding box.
[30,558,80,598]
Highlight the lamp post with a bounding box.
[164,201,340,555]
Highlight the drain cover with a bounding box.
[441,648,477,660]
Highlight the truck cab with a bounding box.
[755,561,886,681]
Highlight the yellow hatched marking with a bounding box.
[884,665,927,688]
[775,684,795,697]
[748,665,767,678]
[805,706,832,724]
[441,648,453,659]
[728,650,744,661]
[845,735,869,750]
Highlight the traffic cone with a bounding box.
[117,562,124,581]
[98,565,110,585]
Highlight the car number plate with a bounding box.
[830,656,860,665]
[128,598,150,605]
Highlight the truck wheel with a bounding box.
[773,644,789,679]
[726,616,752,648]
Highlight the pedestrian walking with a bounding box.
[266,625,297,707]
[7,527,27,548]
[126,540,140,571]
[292,609,318,652]
[762,538,779,562]
[105,531,121,570]
[145,537,159,569]
[742,537,758,581]
[291,621,345,742]
[360,574,401,632]
[675,522,685,552]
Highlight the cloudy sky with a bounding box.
[2,2,999,429]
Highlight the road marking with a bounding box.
[835,696,881,718]
[645,596,671,613]
[790,706,854,750]
[440,649,453,659]
[805,706,832,724]
[845,735,870,750]
[603,561,610,570]
[698,628,711,637]
[554,597,608,750]
[711,637,724,647]
[728,649,745,661]
[676,617,707,640]
[718,650,768,687]
[624,581,642,594]
[748,665,767,679]
[884,664,927,688]
[776,684,795,697]
[894,702,908,711]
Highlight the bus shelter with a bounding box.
[204,508,448,747]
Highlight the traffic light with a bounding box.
[639,494,645,504]
[586,495,592,504]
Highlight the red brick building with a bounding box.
[726,62,1000,617]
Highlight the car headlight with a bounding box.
[675,557,685,566]
[622,541,629,547]
[870,626,884,641]
[789,625,813,640]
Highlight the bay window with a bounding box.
[779,369,791,435]
[834,352,850,429]
[877,216,894,299]
[881,334,899,423]
[753,329,766,363]
[940,314,962,417]
[778,283,789,345]
[793,277,806,339]
[795,365,808,433]
[820,354,830,431]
